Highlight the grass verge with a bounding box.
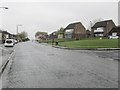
[38,38,119,48]
[59,39,119,48]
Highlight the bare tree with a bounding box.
[88,18,104,31]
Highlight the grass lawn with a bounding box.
[58,39,119,48]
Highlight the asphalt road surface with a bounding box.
[2,41,118,88]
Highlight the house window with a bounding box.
[65,29,74,33]
[6,34,9,38]
[94,27,104,33]
[65,29,74,39]
[65,33,72,38]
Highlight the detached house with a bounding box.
[0,30,12,43]
[0,30,17,44]
[35,32,48,41]
[91,20,116,37]
[64,22,86,40]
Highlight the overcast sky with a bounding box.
[0,0,119,39]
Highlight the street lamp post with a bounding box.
[16,24,22,41]
[17,24,22,34]
[0,6,8,45]
[0,7,8,9]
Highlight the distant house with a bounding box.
[35,32,48,41]
[91,20,116,37]
[58,34,64,39]
[2,31,10,39]
[0,30,12,43]
[64,22,86,40]
[48,32,57,40]
[109,26,120,37]
[0,30,16,44]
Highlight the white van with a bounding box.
[4,39,14,47]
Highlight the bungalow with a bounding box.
[64,22,86,40]
[91,20,116,37]
[0,30,16,44]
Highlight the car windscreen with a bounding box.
[6,40,13,44]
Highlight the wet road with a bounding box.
[3,41,118,88]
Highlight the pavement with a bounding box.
[0,44,14,75]
[2,41,118,88]
[54,45,120,51]
[0,44,14,90]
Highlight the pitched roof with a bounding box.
[109,26,120,33]
[64,22,84,30]
[2,31,10,34]
[92,20,114,28]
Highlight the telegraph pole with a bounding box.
[0,7,8,9]
[16,24,22,41]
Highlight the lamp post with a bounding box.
[0,6,8,45]
[0,7,8,9]
[90,21,93,37]
[17,24,22,34]
[16,24,22,41]
[90,21,92,31]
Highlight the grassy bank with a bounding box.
[38,38,119,48]
[59,39,119,48]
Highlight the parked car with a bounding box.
[109,36,119,39]
[4,39,14,47]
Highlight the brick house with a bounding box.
[91,20,116,37]
[64,22,86,40]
